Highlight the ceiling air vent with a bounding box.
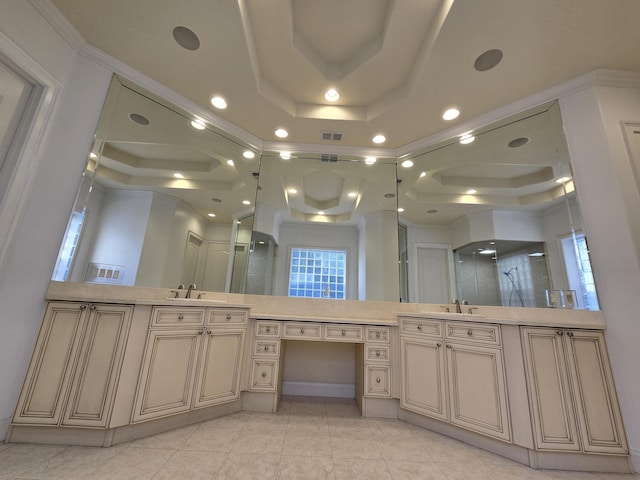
[320,154,339,162]
[321,131,343,141]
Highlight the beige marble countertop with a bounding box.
[46,282,606,329]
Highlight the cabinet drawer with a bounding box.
[323,324,363,342]
[250,359,278,391]
[151,307,205,327]
[365,365,391,397]
[366,327,390,343]
[207,309,248,325]
[366,345,390,362]
[254,339,280,356]
[282,322,322,340]
[445,321,500,346]
[400,318,442,338]
[255,321,281,338]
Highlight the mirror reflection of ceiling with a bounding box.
[51,0,640,149]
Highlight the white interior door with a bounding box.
[202,241,229,292]
[414,244,455,304]
[182,231,205,287]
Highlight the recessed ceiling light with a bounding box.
[528,252,545,257]
[348,192,357,198]
[459,133,475,144]
[384,193,396,198]
[190,118,206,130]
[372,134,386,144]
[173,173,184,179]
[324,88,340,102]
[210,96,227,109]
[427,209,438,214]
[556,176,571,184]
[479,249,496,255]
[442,108,460,121]
[280,151,291,159]
[474,49,503,72]
[129,113,150,126]
[397,207,405,213]
[420,171,427,178]
[207,213,216,218]
[288,188,298,194]
[318,211,325,215]
[466,189,477,194]
[211,198,222,203]
[243,150,255,159]
[401,160,414,168]
[172,26,200,51]
[242,200,251,205]
[365,156,377,164]
[89,152,98,159]
[275,128,288,138]
[508,137,530,148]
[226,159,234,166]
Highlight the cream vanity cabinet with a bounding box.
[521,327,627,454]
[250,321,282,391]
[132,306,247,423]
[13,301,132,428]
[364,326,391,397]
[400,316,511,442]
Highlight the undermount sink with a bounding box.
[163,297,227,305]
[420,311,485,320]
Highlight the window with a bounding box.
[288,247,346,299]
[561,233,600,310]
[51,209,85,281]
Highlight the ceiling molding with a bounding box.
[29,0,85,52]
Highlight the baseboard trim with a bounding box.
[282,381,354,398]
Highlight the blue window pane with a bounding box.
[288,248,346,300]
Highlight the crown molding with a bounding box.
[28,0,85,51]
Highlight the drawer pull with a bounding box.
[376,332,381,338]
[266,326,271,333]
[557,330,564,336]
[417,325,422,331]
[436,342,442,347]
[300,328,305,334]
[341,330,346,336]
[89,304,96,310]
[446,344,452,349]
[261,371,267,378]
[79,304,87,310]
[178,314,184,320]
[467,329,473,336]
[264,345,269,351]
[376,350,381,357]
[198,330,203,335]
[376,377,381,383]
[226,314,232,320]
[567,331,574,337]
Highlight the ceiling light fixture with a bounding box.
[288,188,298,194]
[226,159,234,166]
[280,151,291,159]
[401,160,414,168]
[348,192,357,198]
[275,128,288,138]
[372,134,386,144]
[474,49,503,72]
[190,118,206,130]
[242,200,251,205]
[459,133,475,144]
[89,152,98,159]
[466,189,477,194]
[365,157,377,165]
[210,96,227,109]
[207,213,216,218]
[243,150,255,159]
[479,249,496,255]
[556,176,571,184]
[420,171,427,178]
[173,173,184,179]
[398,207,405,213]
[172,26,200,51]
[318,211,325,215]
[442,108,460,121]
[324,88,340,102]
[508,137,530,148]
[129,113,150,126]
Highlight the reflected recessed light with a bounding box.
[365,156,377,164]
[318,211,325,215]
[190,118,206,130]
[172,26,200,50]
[528,252,545,257]
[398,207,405,213]
[211,96,227,109]
[420,171,427,178]
[348,192,357,198]
[89,152,98,159]
[466,189,477,194]
[173,173,184,179]
[207,213,216,218]
[243,150,255,159]
[226,159,234,166]
[280,151,291,159]
[401,160,414,168]
[129,113,150,126]
[372,134,386,144]
[459,133,475,144]
[288,188,298,194]
[442,108,460,121]
[479,249,496,255]
[324,88,340,102]
[556,176,571,184]
[275,128,288,138]
[242,200,251,205]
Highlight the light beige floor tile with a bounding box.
[325,402,361,418]
[330,436,381,460]
[494,465,562,480]
[130,424,198,450]
[89,446,175,480]
[182,426,241,453]
[11,445,124,480]
[290,402,327,416]
[231,431,285,455]
[386,459,448,480]
[277,455,335,480]
[333,458,393,480]
[287,414,329,434]
[151,450,225,480]
[214,453,278,480]
[282,433,332,457]
[199,412,251,430]
[327,416,371,438]
[416,434,488,463]
[433,461,497,480]
[367,418,414,439]
[376,437,431,462]
[0,444,67,478]
[244,412,289,431]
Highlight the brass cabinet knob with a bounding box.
[376,377,381,383]
[261,371,267,378]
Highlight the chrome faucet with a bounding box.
[186,283,197,299]
[452,298,462,314]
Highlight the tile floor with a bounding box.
[0,396,638,480]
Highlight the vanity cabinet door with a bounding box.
[132,329,203,423]
[445,342,511,442]
[62,305,132,427]
[193,328,245,409]
[400,336,448,421]
[13,302,85,425]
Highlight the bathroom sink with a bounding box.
[420,311,485,320]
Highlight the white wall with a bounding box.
[559,82,640,471]
[0,3,112,439]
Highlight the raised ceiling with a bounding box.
[50,0,640,150]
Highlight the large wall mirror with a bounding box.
[53,75,598,309]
